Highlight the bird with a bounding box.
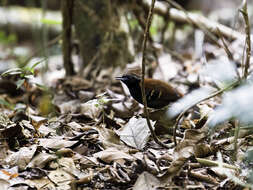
[116,74,183,109]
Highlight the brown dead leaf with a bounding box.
[93,147,134,164]
[97,125,125,150]
[194,143,212,158]
[78,156,99,169]
[38,138,78,150]
[30,115,47,130]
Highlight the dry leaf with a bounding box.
[117,117,155,150]
[133,172,160,190]
[93,147,134,164]
[38,138,78,150]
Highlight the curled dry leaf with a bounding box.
[98,126,125,150]
[93,147,134,164]
[56,148,74,157]
[29,115,47,130]
[78,156,99,169]
[194,143,212,158]
[38,138,78,150]
[189,169,219,185]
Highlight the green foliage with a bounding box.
[129,19,139,30]
[1,59,44,90]
[0,31,17,45]
[149,26,157,36]
[41,18,62,25]
[95,96,109,108]
[150,15,164,36]
[0,99,14,109]
[1,59,44,79]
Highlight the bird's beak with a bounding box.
[115,76,123,81]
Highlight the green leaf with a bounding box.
[1,68,23,77]
[149,26,157,36]
[0,99,14,109]
[35,83,50,92]
[129,19,138,30]
[41,18,62,25]
[25,58,45,74]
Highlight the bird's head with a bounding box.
[116,74,141,87]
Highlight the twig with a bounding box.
[216,28,233,60]
[216,28,241,80]
[196,158,239,170]
[141,0,170,149]
[173,80,240,146]
[240,0,251,79]
[232,120,240,162]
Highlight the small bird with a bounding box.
[116,74,183,109]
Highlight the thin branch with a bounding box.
[240,0,251,79]
[216,28,241,80]
[173,80,240,146]
[232,119,240,162]
[216,28,233,60]
[141,0,170,149]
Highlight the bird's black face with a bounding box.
[116,74,141,86]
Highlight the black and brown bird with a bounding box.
[116,74,183,109]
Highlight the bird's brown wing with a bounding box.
[144,79,183,108]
